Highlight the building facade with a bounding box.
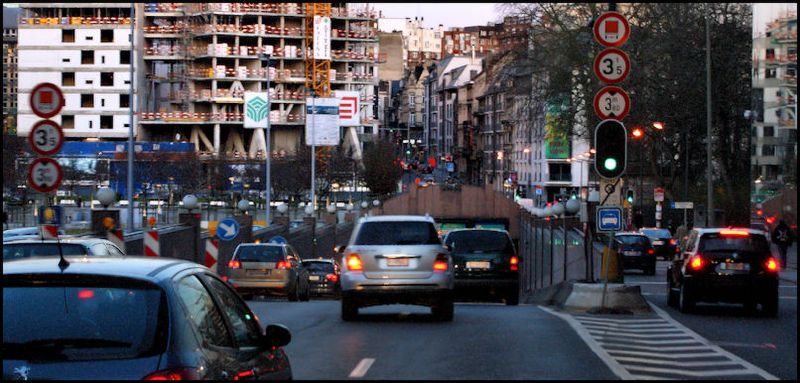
[3,7,19,133]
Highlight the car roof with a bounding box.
[2,237,108,245]
[301,258,334,263]
[359,215,435,223]
[615,232,647,237]
[2,256,204,283]
[237,243,285,247]
[443,228,510,235]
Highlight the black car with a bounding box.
[442,229,520,305]
[615,233,656,275]
[639,228,679,261]
[301,259,340,297]
[667,228,779,316]
[3,256,292,380]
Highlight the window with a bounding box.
[766,68,777,78]
[62,29,75,43]
[89,243,109,255]
[101,72,114,86]
[762,145,775,156]
[101,29,113,43]
[763,126,774,137]
[100,115,113,129]
[62,115,74,129]
[203,276,262,348]
[175,275,232,348]
[81,50,94,65]
[120,94,129,107]
[765,48,775,60]
[101,98,105,107]
[62,72,75,86]
[120,50,130,64]
[81,94,94,108]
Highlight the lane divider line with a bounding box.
[349,358,375,378]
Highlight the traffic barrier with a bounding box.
[205,239,219,272]
[144,230,160,257]
[107,229,126,253]
[41,225,59,240]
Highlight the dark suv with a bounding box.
[640,228,679,261]
[667,228,779,316]
[442,229,520,305]
[615,233,656,275]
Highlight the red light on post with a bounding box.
[632,127,644,139]
[652,122,664,130]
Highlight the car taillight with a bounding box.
[78,289,95,299]
[228,260,241,269]
[347,254,363,272]
[143,368,198,380]
[433,253,448,272]
[325,273,339,282]
[689,255,704,271]
[510,256,519,271]
[670,239,676,246]
[647,249,655,255]
[764,257,779,272]
[276,261,291,269]
[720,230,749,237]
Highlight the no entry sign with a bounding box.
[27,157,64,193]
[28,120,65,156]
[593,11,630,47]
[594,86,630,121]
[593,48,630,84]
[30,83,65,119]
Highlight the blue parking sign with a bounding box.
[596,206,623,232]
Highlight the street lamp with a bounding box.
[259,53,273,228]
[277,202,288,216]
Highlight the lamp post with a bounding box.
[259,53,273,228]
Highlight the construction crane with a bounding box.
[304,3,332,98]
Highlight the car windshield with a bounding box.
[617,235,650,245]
[640,229,671,239]
[445,231,514,254]
[236,246,284,262]
[3,278,166,361]
[3,243,88,261]
[354,221,441,246]
[699,233,770,253]
[302,261,335,273]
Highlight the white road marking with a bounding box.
[595,337,700,345]
[573,317,667,324]
[598,343,711,352]
[605,349,729,360]
[348,358,375,378]
[779,296,797,300]
[588,330,688,339]
[584,326,683,334]
[714,342,777,349]
[628,281,667,285]
[613,356,742,367]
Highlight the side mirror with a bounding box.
[263,324,291,348]
[336,245,346,254]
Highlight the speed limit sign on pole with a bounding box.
[28,120,65,156]
[30,83,65,119]
[27,157,64,193]
[594,86,630,121]
[593,48,630,84]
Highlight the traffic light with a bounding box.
[626,189,634,204]
[593,120,627,179]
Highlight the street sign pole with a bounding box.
[311,94,316,215]
[128,1,135,232]
[263,54,272,227]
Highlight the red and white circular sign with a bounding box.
[594,48,630,84]
[30,83,65,118]
[28,120,65,156]
[27,157,64,193]
[594,86,630,121]
[593,11,630,47]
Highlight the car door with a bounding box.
[200,274,291,380]
[286,246,307,292]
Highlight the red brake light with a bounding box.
[689,255,704,270]
[222,276,228,282]
[78,290,95,299]
[647,249,655,255]
[325,273,339,282]
[510,256,519,271]
[228,260,241,269]
[765,257,779,272]
[143,368,198,380]
[670,239,676,245]
[347,254,363,272]
[433,253,448,272]
[720,230,749,237]
[276,261,291,269]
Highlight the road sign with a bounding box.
[217,218,240,241]
[654,187,665,202]
[672,201,694,209]
[27,157,63,193]
[594,86,630,121]
[597,206,623,232]
[30,82,65,118]
[593,11,630,47]
[28,120,65,156]
[269,235,287,245]
[593,119,627,179]
[594,48,630,84]
[37,206,63,226]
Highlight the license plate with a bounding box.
[652,240,664,245]
[719,262,749,271]
[466,261,491,269]
[624,251,639,256]
[247,269,270,275]
[309,275,320,281]
[387,258,410,267]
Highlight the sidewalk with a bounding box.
[776,243,797,285]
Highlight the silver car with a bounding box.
[225,243,311,301]
[339,215,454,321]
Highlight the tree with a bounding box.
[362,138,403,198]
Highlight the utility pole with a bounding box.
[260,53,272,227]
[705,3,714,227]
[127,1,135,231]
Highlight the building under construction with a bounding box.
[139,3,381,160]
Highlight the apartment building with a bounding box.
[3,7,19,133]
[441,24,498,57]
[394,64,429,159]
[16,4,137,140]
[752,11,797,192]
[403,17,443,68]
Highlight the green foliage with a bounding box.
[362,139,403,198]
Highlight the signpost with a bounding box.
[593,48,630,84]
[28,120,65,156]
[593,11,630,47]
[593,86,630,121]
[27,158,63,194]
[596,206,623,232]
[30,82,65,118]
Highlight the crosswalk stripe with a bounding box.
[578,321,675,329]
[613,356,742,367]
[574,317,667,324]
[625,365,762,378]
[588,330,689,339]
[596,337,699,345]
[584,326,684,334]
[606,349,730,360]
[598,342,709,352]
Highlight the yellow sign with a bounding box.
[102,217,115,229]
[208,220,218,237]
[253,220,266,227]
[43,208,55,221]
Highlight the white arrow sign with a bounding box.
[219,222,236,237]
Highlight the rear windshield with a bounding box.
[235,246,284,262]
[445,231,514,254]
[302,261,335,273]
[699,233,770,253]
[640,229,672,239]
[3,243,87,261]
[3,277,166,361]
[354,221,441,246]
[617,235,650,245]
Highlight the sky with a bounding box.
[753,3,797,36]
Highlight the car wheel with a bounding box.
[678,283,695,313]
[288,281,299,302]
[300,282,311,302]
[341,296,358,321]
[505,290,519,306]
[761,294,778,318]
[667,280,678,307]
[432,297,454,321]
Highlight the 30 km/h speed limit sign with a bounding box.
[28,120,65,156]
[30,83,65,119]
[594,48,630,84]
[594,86,631,121]
[27,157,64,193]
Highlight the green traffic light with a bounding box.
[603,158,618,171]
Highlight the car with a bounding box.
[442,229,520,305]
[301,258,340,297]
[3,238,126,261]
[3,227,65,241]
[639,228,679,261]
[3,256,292,380]
[338,215,455,321]
[225,243,311,301]
[666,227,779,316]
[749,221,772,243]
[614,232,656,275]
